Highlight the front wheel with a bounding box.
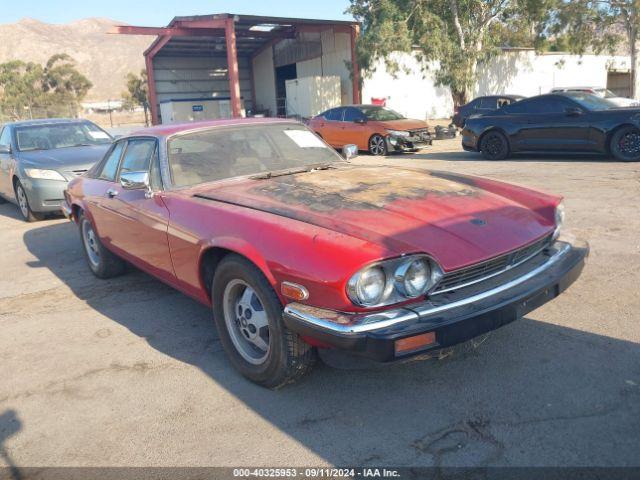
[368,134,388,156]
[479,131,509,160]
[610,126,640,161]
[79,212,126,279]
[14,180,44,222]
[212,255,316,388]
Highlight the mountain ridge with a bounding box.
[0,17,151,101]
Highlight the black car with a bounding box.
[452,95,524,128]
[462,92,640,161]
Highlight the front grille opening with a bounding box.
[434,234,553,294]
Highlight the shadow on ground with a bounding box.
[405,149,616,164]
[17,221,640,467]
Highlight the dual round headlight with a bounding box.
[347,256,440,307]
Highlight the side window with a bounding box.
[343,107,366,122]
[528,98,568,114]
[98,141,125,181]
[325,108,342,121]
[469,99,480,110]
[118,139,156,178]
[0,127,11,147]
[478,97,497,109]
[504,100,531,114]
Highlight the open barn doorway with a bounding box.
[275,63,297,116]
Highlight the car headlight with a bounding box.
[553,201,565,240]
[347,266,386,306]
[395,258,432,298]
[386,129,410,138]
[24,168,66,181]
[347,255,443,307]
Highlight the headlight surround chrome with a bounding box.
[24,168,66,181]
[347,255,443,307]
[386,129,410,138]
[553,201,565,240]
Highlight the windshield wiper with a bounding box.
[250,163,334,180]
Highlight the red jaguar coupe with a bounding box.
[63,118,587,388]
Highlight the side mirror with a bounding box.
[0,144,11,154]
[565,107,583,117]
[354,118,367,124]
[342,144,358,160]
[120,171,153,197]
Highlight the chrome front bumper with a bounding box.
[283,239,588,361]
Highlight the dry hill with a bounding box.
[0,17,150,101]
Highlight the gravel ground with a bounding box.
[0,138,639,469]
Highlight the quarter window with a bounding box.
[478,98,497,109]
[98,141,125,181]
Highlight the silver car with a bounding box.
[0,119,113,221]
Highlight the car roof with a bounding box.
[474,94,524,100]
[129,117,297,138]
[4,118,93,128]
[551,86,604,90]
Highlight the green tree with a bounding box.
[548,1,638,97]
[0,54,91,120]
[348,0,554,106]
[122,70,149,126]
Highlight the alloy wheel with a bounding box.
[618,131,640,156]
[369,135,386,155]
[223,279,270,365]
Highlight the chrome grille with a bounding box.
[434,234,553,293]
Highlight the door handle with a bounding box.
[106,188,118,198]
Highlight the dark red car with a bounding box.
[63,118,588,388]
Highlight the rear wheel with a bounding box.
[368,134,388,156]
[212,254,316,388]
[610,126,640,161]
[479,130,509,160]
[79,212,126,279]
[14,180,44,222]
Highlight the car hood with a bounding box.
[17,144,110,171]
[375,119,429,131]
[188,165,555,271]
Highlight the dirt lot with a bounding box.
[0,138,639,468]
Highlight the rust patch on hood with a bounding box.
[252,165,478,212]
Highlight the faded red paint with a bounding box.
[65,120,561,317]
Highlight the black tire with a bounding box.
[14,179,44,222]
[480,130,509,160]
[610,126,640,161]
[212,254,316,388]
[78,211,126,279]
[368,134,388,156]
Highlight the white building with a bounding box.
[362,49,633,120]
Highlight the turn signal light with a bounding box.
[281,282,309,301]
[395,332,436,355]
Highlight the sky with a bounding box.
[1,0,354,25]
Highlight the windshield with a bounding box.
[167,123,343,188]
[359,106,405,121]
[593,88,618,98]
[15,122,112,152]
[561,92,618,111]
